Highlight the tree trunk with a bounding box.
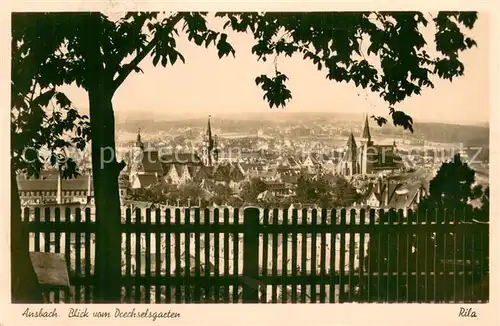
[11,168,44,303]
[83,13,124,303]
[89,88,124,303]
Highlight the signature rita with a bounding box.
[458,307,478,318]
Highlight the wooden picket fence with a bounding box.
[22,206,489,303]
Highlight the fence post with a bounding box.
[242,207,260,303]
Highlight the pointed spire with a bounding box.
[135,128,144,149]
[206,115,213,150]
[345,131,357,161]
[346,130,357,149]
[362,114,371,141]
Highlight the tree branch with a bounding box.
[112,13,184,91]
[117,159,127,172]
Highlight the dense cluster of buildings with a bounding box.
[17,115,430,211]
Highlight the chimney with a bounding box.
[384,179,390,207]
[56,170,63,204]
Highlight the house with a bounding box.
[130,173,160,189]
[301,154,322,171]
[275,155,302,172]
[264,181,295,197]
[364,178,427,210]
[212,163,245,184]
[257,190,276,201]
[18,172,93,206]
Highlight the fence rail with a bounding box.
[22,206,489,303]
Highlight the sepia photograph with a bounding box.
[9,9,490,311]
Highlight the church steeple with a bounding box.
[345,131,357,161]
[203,115,217,167]
[135,128,144,150]
[362,114,372,144]
[206,115,214,151]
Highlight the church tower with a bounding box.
[202,116,217,167]
[129,129,145,183]
[359,114,372,175]
[134,128,144,150]
[361,114,372,146]
[343,131,358,176]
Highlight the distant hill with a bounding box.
[116,111,489,147]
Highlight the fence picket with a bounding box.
[134,209,142,303]
[319,209,327,303]
[125,209,132,302]
[43,208,51,253]
[423,209,429,302]
[271,208,278,303]
[405,210,411,302]
[145,209,152,303]
[84,208,92,303]
[234,208,240,303]
[231,208,239,303]
[34,208,41,252]
[376,209,382,302]
[154,209,162,304]
[339,209,346,303]
[194,208,201,302]
[415,209,421,302]
[329,209,337,303]
[300,208,307,303]
[282,209,289,304]
[396,209,403,303]
[174,209,182,303]
[358,209,366,302]
[348,209,356,302]
[223,208,230,302]
[54,207,61,303]
[165,209,172,303]
[75,208,82,303]
[442,208,448,302]
[367,209,375,302]
[262,208,270,303]
[452,208,457,303]
[202,208,211,302]
[43,208,51,303]
[64,208,72,303]
[214,208,220,303]
[433,208,438,303]
[310,209,317,303]
[183,209,191,303]
[462,210,466,303]
[471,213,476,302]
[386,209,393,303]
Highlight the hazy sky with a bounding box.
[60,12,490,125]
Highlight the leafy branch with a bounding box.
[113,13,185,91]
